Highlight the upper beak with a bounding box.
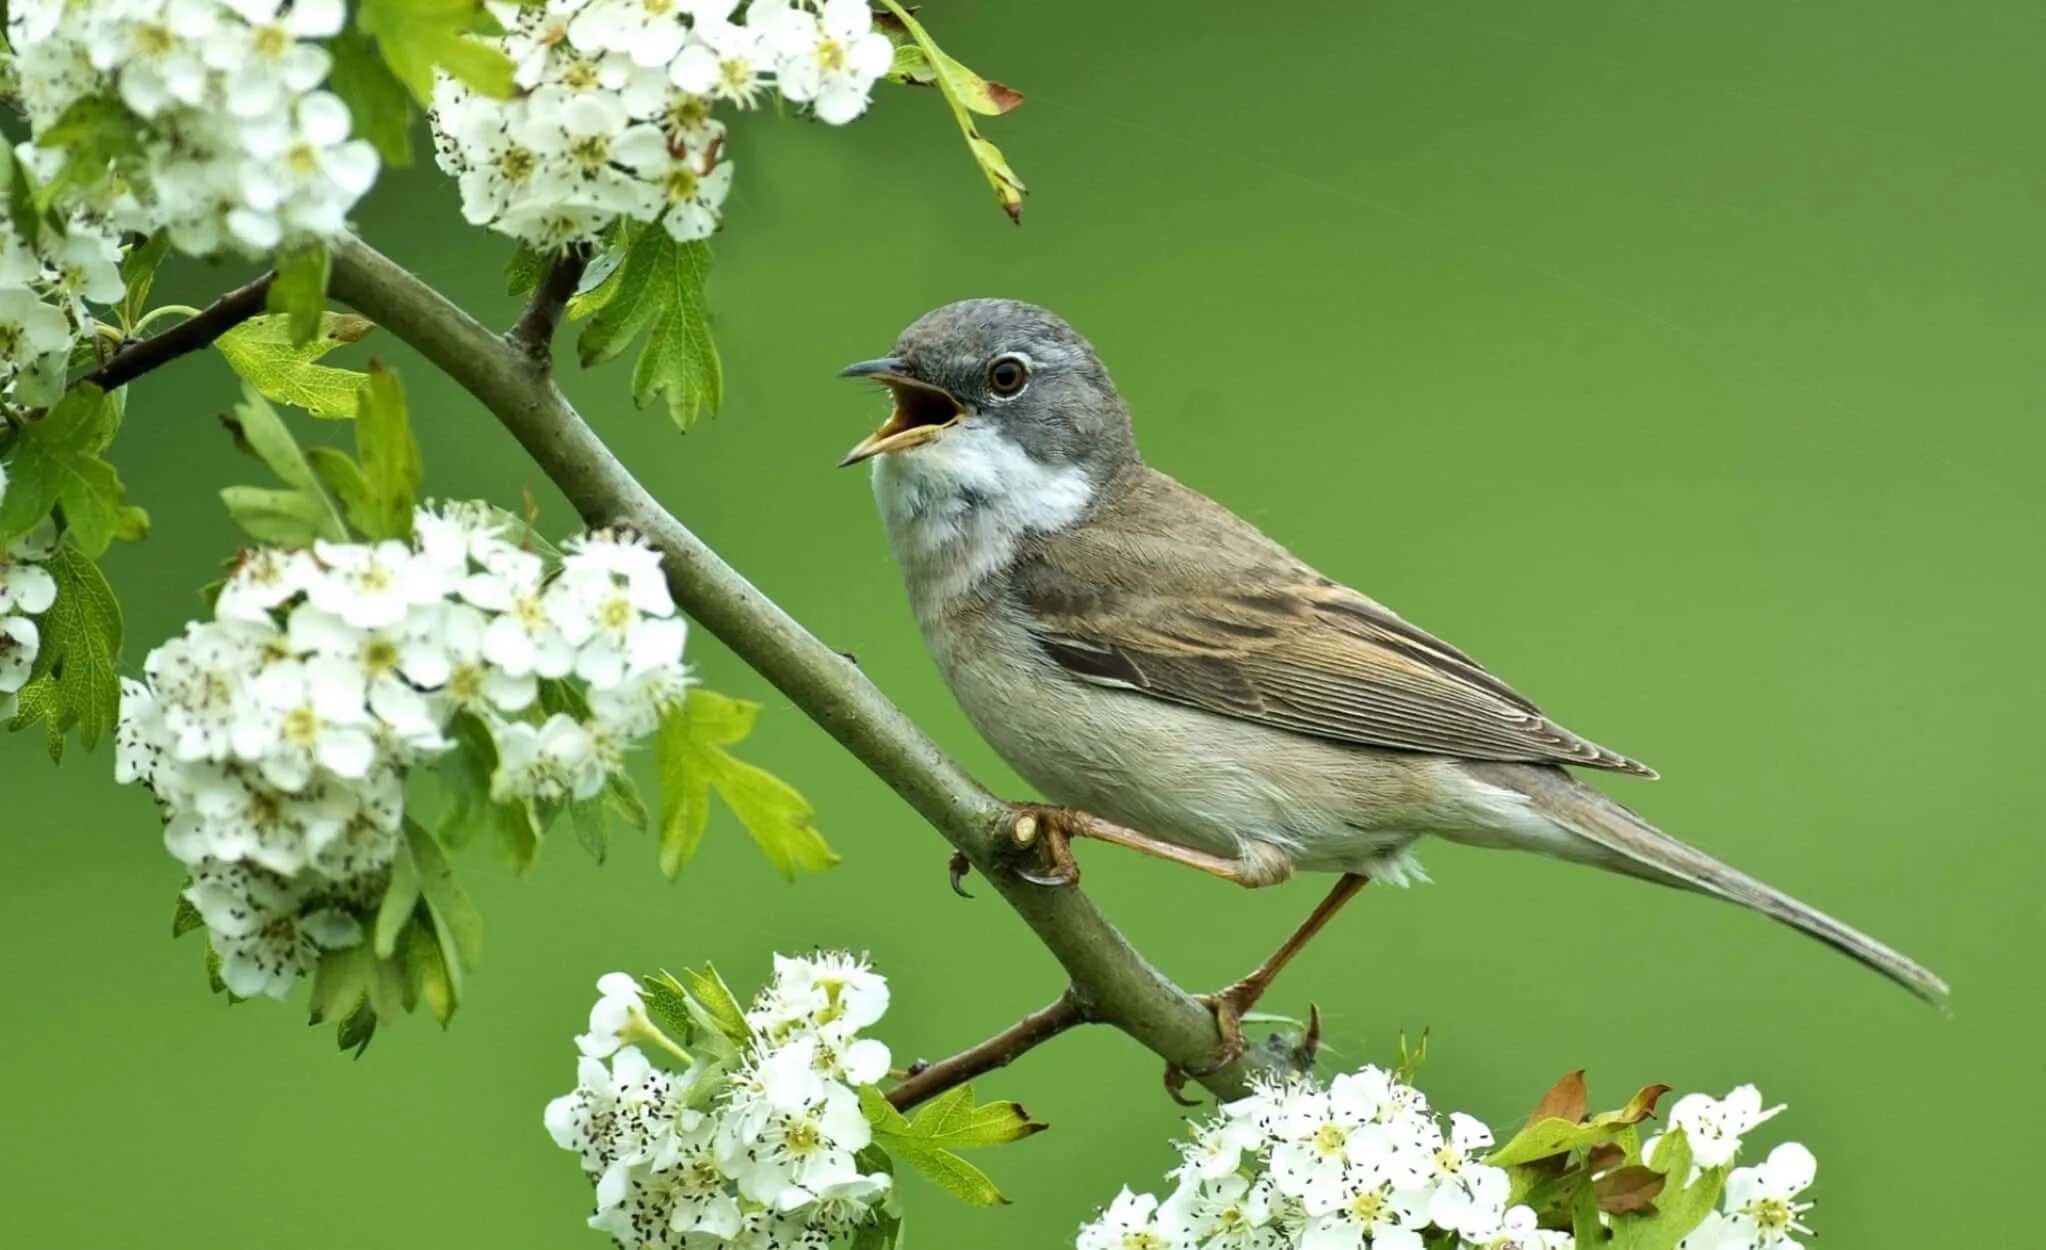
[837,357,966,467]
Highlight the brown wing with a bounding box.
[1012,470,1656,778]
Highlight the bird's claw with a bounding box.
[1007,805,1081,887]
[1160,988,1253,1104]
[948,851,975,898]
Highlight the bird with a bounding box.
[836,297,1947,1062]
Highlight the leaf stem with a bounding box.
[83,272,275,392]
[887,992,1086,1112]
[324,231,1299,1106]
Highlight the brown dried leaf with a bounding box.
[1594,1164,1666,1215]
[1527,1069,1590,1129]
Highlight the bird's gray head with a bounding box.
[836,298,1137,482]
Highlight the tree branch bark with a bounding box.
[887,992,1087,1112]
[84,272,274,391]
[326,231,1293,1105]
[507,248,588,361]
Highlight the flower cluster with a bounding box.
[0,201,126,411]
[0,472,58,719]
[547,953,896,1248]
[1084,1077,1820,1250]
[116,504,690,999]
[7,0,379,257]
[430,0,895,247]
[1081,1064,1560,1250]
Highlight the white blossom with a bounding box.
[122,503,692,999]
[1658,1086,1784,1170]
[1690,1143,1816,1250]
[6,0,381,259]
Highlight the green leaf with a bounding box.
[1610,1130,1727,1250]
[606,771,649,831]
[505,242,550,298]
[7,538,123,753]
[568,799,608,863]
[858,1085,1015,1206]
[675,963,751,1047]
[904,1083,1046,1149]
[327,27,416,166]
[351,361,422,541]
[404,819,483,972]
[34,95,148,208]
[876,2,1027,221]
[639,973,701,1047]
[171,892,203,938]
[405,912,460,1024]
[215,312,374,419]
[305,447,377,537]
[337,999,379,1056]
[374,837,422,959]
[217,384,349,543]
[0,384,146,556]
[357,0,515,103]
[491,796,542,873]
[655,689,837,880]
[118,230,172,328]
[266,240,332,346]
[576,226,721,429]
[5,151,43,246]
[1488,1084,1670,1167]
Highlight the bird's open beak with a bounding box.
[837,357,965,467]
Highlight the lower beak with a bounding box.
[837,357,965,467]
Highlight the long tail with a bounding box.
[1472,763,1949,1005]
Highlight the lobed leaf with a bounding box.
[1487,1083,1670,1167]
[215,312,374,420]
[575,225,721,429]
[7,538,124,755]
[0,384,146,556]
[357,0,515,103]
[858,1085,1020,1206]
[655,690,837,880]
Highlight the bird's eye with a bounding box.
[986,354,1029,398]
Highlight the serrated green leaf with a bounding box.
[0,384,144,556]
[357,0,515,103]
[858,1085,1011,1206]
[327,27,415,166]
[7,538,122,751]
[676,963,751,1047]
[905,1084,1045,1149]
[655,689,836,881]
[352,361,422,541]
[171,892,203,938]
[876,2,1027,221]
[266,240,331,346]
[215,313,374,419]
[505,241,549,298]
[34,94,147,208]
[375,837,421,959]
[568,799,609,863]
[404,819,483,972]
[575,226,721,429]
[118,230,171,327]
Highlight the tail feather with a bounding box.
[1479,764,1950,1006]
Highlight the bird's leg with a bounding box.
[1165,873,1371,1096]
[1005,805,1294,889]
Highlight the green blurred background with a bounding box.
[4,0,2040,1243]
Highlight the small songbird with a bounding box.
[838,298,1946,1049]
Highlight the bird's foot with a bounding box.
[947,851,975,898]
[1006,804,1081,887]
[1161,981,1261,1104]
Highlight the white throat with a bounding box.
[871,421,1095,615]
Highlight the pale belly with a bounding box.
[921,602,1484,879]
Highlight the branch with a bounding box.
[84,272,274,391]
[888,992,1086,1112]
[326,232,1294,1105]
[507,248,588,361]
